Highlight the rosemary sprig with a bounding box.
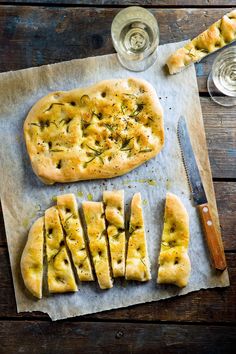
[140,258,146,267]
[130,103,144,117]
[139,148,152,153]
[44,103,64,112]
[120,137,134,151]
[65,213,73,224]
[30,122,41,127]
[50,149,64,152]
[84,145,105,167]
[104,124,114,131]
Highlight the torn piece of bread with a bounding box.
[57,194,94,282]
[167,10,236,74]
[24,78,164,184]
[20,216,44,299]
[103,190,126,277]
[44,206,77,293]
[157,193,191,288]
[125,193,151,282]
[82,201,113,289]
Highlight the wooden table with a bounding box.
[0,1,236,353]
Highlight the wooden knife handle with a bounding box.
[198,203,227,270]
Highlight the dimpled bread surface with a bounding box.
[157,193,191,288]
[125,193,151,282]
[103,190,126,277]
[24,78,164,184]
[167,9,236,74]
[45,206,77,293]
[57,194,94,282]
[82,201,113,290]
[20,216,44,299]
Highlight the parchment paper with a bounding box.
[0,41,229,321]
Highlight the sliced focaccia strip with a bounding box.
[103,190,126,277]
[125,193,151,281]
[167,9,236,74]
[24,78,164,184]
[45,206,77,293]
[82,201,113,289]
[20,216,44,299]
[57,193,94,282]
[157,193,191,287]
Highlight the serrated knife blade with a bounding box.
[177,115,226,271]
[178,116,207,205]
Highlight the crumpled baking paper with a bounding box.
[0,41,229,320]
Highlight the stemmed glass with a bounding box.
[111,6,159,72]
[207,46,236,107]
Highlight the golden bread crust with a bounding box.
[167,10,236,74]
[57,194,94,282]
[44,206,77,293]
[20,216,44,299]
[157,193,191,287]
[24,78,164,184]
[103,190,126,277]
[82,201,113,289]
[125,193,151,281]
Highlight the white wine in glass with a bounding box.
[207,46,236,107]
[111,7,159,72]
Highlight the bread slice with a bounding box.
[20,216,44,298]
[125,193,151,281]
[167,10,236,74]
[24,78,164,184]
[44,206,77,293]
[103,190,126,277]
[157,193,191,287]
[57,193,94,282]
[82,201,113,289]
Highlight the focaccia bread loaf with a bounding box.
[24,78,164,184]
[82,201,113,289]
[125,193,151,282]
[103,190,126,277]
[20,216,44,299]
[167,10,236,74]
[57,194,94,282]
[157,193,191,287]
[45,206,77,293]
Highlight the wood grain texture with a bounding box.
[0,245,235,322]
[0,321,236,354]
[202,97,236,179]
[0,6,234,95]
[0,1,235,6]
[198,203,227,270]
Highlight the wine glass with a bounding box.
[111,6,159,72]
[207,46,236,107]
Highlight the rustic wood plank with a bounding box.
[202,97,236,180]
[0,246,235,322]
[0,1,235,7]
[0,6,234,94]
[0,320,235,354]
[1,182,236,248]
[214,183,236,250]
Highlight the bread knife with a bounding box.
[177,115,227,270]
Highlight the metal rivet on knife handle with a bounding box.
[198,203,227,271]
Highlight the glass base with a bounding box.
[207,71,236,107]
[117,48,158,72]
